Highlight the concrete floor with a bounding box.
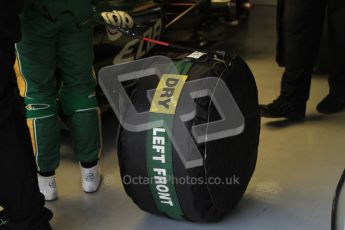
[48,6,345,230]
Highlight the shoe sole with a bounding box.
[45,195,58,202]
[261,111,305,121]
[316,107,345,114]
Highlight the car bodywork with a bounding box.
[92,0,251,72]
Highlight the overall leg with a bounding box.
[16,9,60,200]
[16,11,60,174]
[276,0,285,66]
[57,13,102,192]
[281,0,327,101]
[57,17,101,165]
[328,0,345,94]
[317,0,345,113]
[261,0,327,119]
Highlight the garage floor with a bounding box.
[48,6,345,230]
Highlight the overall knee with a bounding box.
[59,89,98,116]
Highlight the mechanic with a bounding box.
[260,0,345,120]
[15,0,102,201]
[0,0,53,229]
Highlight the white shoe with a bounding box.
[80,163,102,193]
[37,174,58,201]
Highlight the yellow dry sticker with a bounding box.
[150,74,188,114]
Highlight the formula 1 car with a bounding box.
[87,0,253,112]
[92,0,252,72]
